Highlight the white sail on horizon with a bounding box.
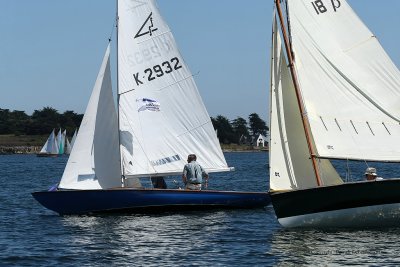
[39,129,59,155]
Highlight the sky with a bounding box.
[1,0,399,121]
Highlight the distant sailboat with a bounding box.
[65,129,77,155]
[65,138,72,155]
[269,0,400,227]
[32,0,270,215]
[55,129,62,154]
[70,129,77,149]
[61,129,66,154]
[36,129,59,157]
[55,129,66,155]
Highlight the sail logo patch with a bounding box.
[137,98,160,112]
[135,12,158,39]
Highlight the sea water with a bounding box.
[0,152,400,266]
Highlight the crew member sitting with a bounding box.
[365,167,383,181]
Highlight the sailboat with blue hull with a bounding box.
[32,189,270,215]
[32,0,270,215]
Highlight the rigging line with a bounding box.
[109,15,117,42]
[116,0,124,186]
[346,158,350,182]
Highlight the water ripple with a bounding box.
[2,153,400,265]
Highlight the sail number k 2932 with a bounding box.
[133,57,182,87]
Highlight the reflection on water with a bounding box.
[58,207,278,266]
[270,228,400,265]
[3,153,400,265]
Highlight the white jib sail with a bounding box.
[287,0,400,162]
[269,12,343,191]
[40,129,58,154]
[269,15,317,191]
[117,0,229,177]
[59,45,121,189]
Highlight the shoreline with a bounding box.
[0,146,268,155]
[0,146,41,155]
[0,135,269,155]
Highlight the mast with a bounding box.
[116,0,125,187]
[274,0,322,186]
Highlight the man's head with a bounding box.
[365,167,377,181]
[187,154,197,163]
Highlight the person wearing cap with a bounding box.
[365,167,383,181]
[182,154,209,190]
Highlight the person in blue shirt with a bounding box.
[182,154,208,190]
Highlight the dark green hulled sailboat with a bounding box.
[269,0,400,227]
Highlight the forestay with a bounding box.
[287,0,400,162]
[59,45,121,189]
[117,0,229,177]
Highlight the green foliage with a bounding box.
[1,106,268,147]
[231,117,250,144]
[0,109,30,135]
[211,113,268,145]
[211,115,235,144]
[248,113,269,137]
[0,107,82,136]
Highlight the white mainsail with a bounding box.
[117,0,229,177]
[59,45,121,190]
[39,129,59,154]
[286,0,400,162]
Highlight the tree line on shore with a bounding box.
[212,113,269,145]
[0,107,269,144]
[0,107,82,137]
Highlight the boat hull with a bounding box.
[32,189,270,215]
[271,179,400,228]
[36,153,58,158]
